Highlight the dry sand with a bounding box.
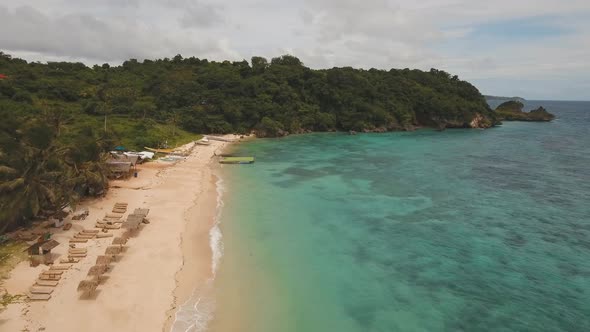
[0,136,239,332]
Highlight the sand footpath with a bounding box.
[0,136,239,332]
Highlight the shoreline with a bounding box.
[165,162,221,332]
[0,136,240,332]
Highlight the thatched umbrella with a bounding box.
[95,255,112,265]
[112,237,128,246]
[105,246,122,255]
[77,280,99,293]
[87,264,108,277]
[133,208,150,217]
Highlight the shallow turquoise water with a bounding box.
[213,101,590,332]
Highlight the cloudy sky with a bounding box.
[1,0,589,100]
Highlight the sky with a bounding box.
[0,0,589,100]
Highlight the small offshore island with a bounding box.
[494,100,555,122]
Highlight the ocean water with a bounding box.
[207,101,590,332]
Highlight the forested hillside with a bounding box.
[0,52,497,231]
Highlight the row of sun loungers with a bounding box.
[27,227,98,301]
[77,205,149,298]
[27,204,132,302]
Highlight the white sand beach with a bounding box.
[0,136,239,332]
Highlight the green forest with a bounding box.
[0,52,498,232]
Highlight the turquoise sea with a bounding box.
[208,101,590,332]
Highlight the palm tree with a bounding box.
[0,122,75,233]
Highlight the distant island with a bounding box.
[484,95,526,102]
[494,101,555,121]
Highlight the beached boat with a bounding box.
[219,156,255,164]
[196,137,211,145]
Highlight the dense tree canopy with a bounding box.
[1,51,497,231]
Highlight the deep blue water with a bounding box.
[210,100,590,332]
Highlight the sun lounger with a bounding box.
[96,233,114,238]
[60,257,80,263]
[103,224,121,229]
[38,274,61,281]
[82,229,100,234]
[42,270,64,275]
[30,286,54,294]
[105,213,124,219]
[112,208,127,213]
[27,293,51,301]
[115,202,128,206]
[35,280,59,287]
[69,248,87,253]
[75,234,95,239]
[50,264,72,270]
[98,219,123,224]
[68,253,87,258]
[70,239,88,243]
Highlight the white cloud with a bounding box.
[0,0,588,99]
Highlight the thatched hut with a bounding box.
[25,239,60,266]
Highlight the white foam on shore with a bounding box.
[171,175,226,332]
[210,176,225,276]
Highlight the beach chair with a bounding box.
[29,286,54,294]
[27,293,51,301]
[35,280,59,287]
[50,264,72,270]
[60,257,80,264]
[38,274,61,281]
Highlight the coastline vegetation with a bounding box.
[1,51,498,232]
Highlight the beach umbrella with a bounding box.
[95,255,112,265]
[112,237,128,246]
[105,246,122,255]
[87,264,108,277]
[77,280,99,292]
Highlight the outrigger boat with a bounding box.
[219,156,255,164]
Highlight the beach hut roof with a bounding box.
[77,280,99,292]
[25,239,60,254]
